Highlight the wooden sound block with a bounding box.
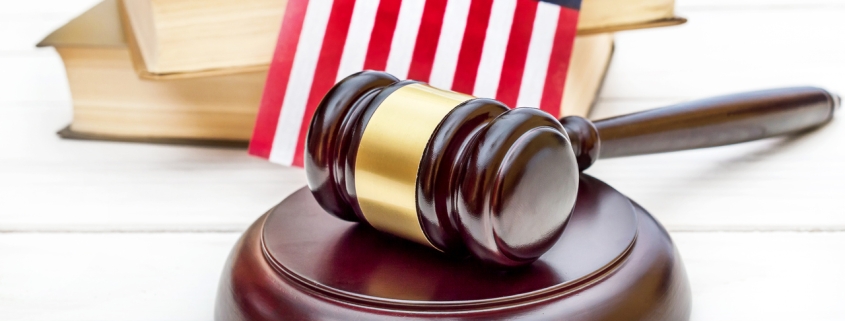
[214,175,691,320]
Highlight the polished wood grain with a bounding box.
[305,71,581,267]
[561,86,838,169]
[304,71,397,222]
[591,87,838,159]
[417,98,509,255]
[450,106,577,266]
[216,176,690,320]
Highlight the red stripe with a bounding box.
[539,7,579,118]
[363,0,402,71]
[290,0,357,167]
[495,0,538,107]
[406,0,448,82]
[248,0,309,158]
[451,0,494,95]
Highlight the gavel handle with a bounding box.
[561,87,840,169]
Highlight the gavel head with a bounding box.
[305,71,580,267]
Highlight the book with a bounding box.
[563,33,614,118]
[40,0,612,146]
[121,0,284,77]
[121,0,676,78]
[578,0,683,35]
[39,0,265,145]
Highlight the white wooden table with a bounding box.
[1,1,844,320]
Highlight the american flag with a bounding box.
[250,0,581,166]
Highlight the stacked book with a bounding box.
[39,0,684,146]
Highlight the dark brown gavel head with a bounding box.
[305,70,583,267]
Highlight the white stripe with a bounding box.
[336,0,380,82]
[428,0,471,89]
[269,0,335,165]
[472,0,517,99]
[515,2,559,108]
[385,0,427,79]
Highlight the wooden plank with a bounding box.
[0,231,842,320]
[0,232,241,321]
[673,231,845,320]
[601,6,845,100]
[0,103,305,232]
[0,18,72,52]
[0,52,70,103]
[679,0,845,9]
[586,98,845,232]
[0,0,101,16]
[584,5,845,232]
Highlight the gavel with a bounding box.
[304,70,839,268]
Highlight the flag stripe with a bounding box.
[252,0,583,166]
[406,0,448,82]
[291,0,357,167]
[385,0,428,79]
[268,0,334,165]
[363,0,402,71]
[249,0,309,158]
[428,0,471,89]
[473,0,517,99]
[451,0,494,95]
[336,0,381,82]
[495,0,537,107]
[515,2,559,108]
[539,6,579,117]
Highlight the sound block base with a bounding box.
[215,175,691,320]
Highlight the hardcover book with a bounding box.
[120,0,681,79]
[39,0,264,145]
[40,0,615,148]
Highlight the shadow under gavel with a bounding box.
[304,70,840,268]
